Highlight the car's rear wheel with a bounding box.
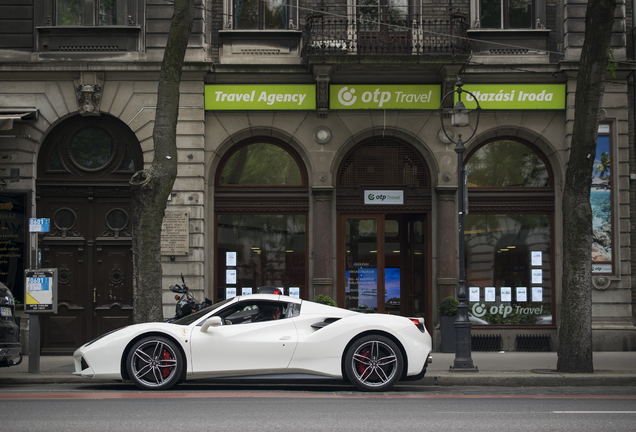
[344,335,403,392]
[126,336,183,390]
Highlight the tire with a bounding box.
[344,335,403,392]
[126,336,184,390]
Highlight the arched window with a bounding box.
[219,142,303,185]
[464,138,554,327]
[215,139,308,302]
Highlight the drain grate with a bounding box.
[516,334,551,351]
[471,334,502,351]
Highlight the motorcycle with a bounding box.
[167,274,212,322]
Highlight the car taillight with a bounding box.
[410,318,425,333]
[273,289,282,295]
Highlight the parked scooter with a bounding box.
[167,274,212,322]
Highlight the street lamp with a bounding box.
[439,80,480,371]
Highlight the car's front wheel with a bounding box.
[344,335,403,391]
[126,336,183,390]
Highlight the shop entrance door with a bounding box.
[339,213,428,322]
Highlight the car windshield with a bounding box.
[170,297,234,326]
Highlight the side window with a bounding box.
[221,302,287,324]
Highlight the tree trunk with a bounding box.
[557,0,616,373]
[130,0,195,324]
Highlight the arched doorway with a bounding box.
[36,115,142,354]
[336,137,432,327]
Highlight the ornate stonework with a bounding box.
[74,72,104,116]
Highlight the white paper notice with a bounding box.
[500,287,512,302]
[226,269,237,285]
[226,287,237,299]
[289,287,300,298]
[516,287,528,302]
[532,287,543,302]
[469,287,480,302]
[226,251,237,267]
[485,287,496,302]
[531,251,542,266]
[241,287,252,296]
[531,269,543,284]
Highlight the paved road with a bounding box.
[1,384,635,432]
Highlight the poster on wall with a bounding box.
[469,287,480,302]
[532,287,543,302]
[289,287,300,298]
[591,128,612,273]
[241,287,252,296]
[500,287,512,302]
[485,287,496,302]
[516,287,528,302]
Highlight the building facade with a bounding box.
[0,0,634,354]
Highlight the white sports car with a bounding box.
[73,294,433,391]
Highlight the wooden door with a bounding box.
[39,191,133,354]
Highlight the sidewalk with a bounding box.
[1,352,635,387]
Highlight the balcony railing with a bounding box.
[303,12,470,56]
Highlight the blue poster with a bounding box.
[591,134,612,271]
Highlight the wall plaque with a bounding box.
[161,212,189,256]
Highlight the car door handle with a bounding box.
[279,336,291,340]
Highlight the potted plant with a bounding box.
[439,296,458,353]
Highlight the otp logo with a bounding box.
[338,86,357,106]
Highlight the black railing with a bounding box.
[303,12,470,56]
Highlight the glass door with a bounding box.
[340,213,427,319]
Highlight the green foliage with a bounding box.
[438,296,458,317]
[315,295,337,307]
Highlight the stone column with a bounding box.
[312,186,334,299]
[436,186,458,304]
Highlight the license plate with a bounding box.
[0,307,11,317]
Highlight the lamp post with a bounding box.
[439,80,480,371]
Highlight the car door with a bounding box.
[189,303,298,375]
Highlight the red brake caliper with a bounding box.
[162,350,172,379]
[356,348,370,376]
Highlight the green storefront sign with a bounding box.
[205,84,316,110]
[330,84,440,110]
[457,84,566,110]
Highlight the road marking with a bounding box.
[553,411,636,414]
[1,393,636,401]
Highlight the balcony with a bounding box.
[303,12,470,57]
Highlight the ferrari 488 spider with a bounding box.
[74,294,432,391]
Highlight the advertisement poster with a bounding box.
[225,287,236,299]
[591,132,612,272]
[241,287,252,296]
[516,287,528,302]
[226,251,237,267]
[288,287,300,298]
[531,251,542,266]
[485,287,496,302]
[500,287,512,302]
[225,269,237,285]
[532,287,543,302]
[531,269,543,284]
[358,267,378,311]
[469,287,480,302]
[384,268,401,313]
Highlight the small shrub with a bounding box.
[438,296,458,317]
[315,295,337,307]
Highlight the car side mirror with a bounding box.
[200,316,223,332]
